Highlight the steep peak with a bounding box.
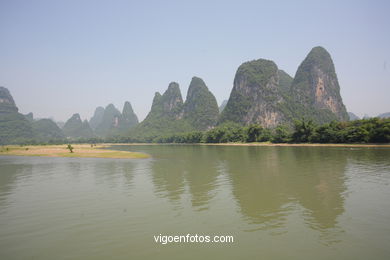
[24,112,34,122]
[151,92,162,106]
[161,82,183,114]
[122,101,139,127]
[235,59,278,88]
[89,106,105,130]
[219,58,284,127]
[189,76,207,88]
[93,106,105,114]
[143,82,184,122]
[0,86,18,113]
[122,101,134,115]
[69,113,82,122]
[186,76,208,100]
[300,46,335,74]
[291,46,348,122]
[183,77,219,130]
[105,103,117,111]
[164,82,182,100]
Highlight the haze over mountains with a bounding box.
[0,46,388,144]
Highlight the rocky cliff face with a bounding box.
[290,46,348,122]
[219,59,286,127]
[63,113,94,139]
[183,77,219,130]
[220,46,349,127]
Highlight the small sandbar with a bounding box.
[0,144,149,159]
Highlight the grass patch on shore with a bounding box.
[0,144,149,159]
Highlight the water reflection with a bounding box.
[140,145,348,238]
[0,157,33,210]
[150,145,220,210]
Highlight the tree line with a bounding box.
[150,117,390,144]
[7,118,390,145]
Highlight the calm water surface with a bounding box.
[0,145,390,259]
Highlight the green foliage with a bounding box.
[278,70,293,94]
[236,59,278,87]
[272,125,290,143]
[67,144,74,153]
[244,124,271,142]
[292,118,316,143]
[219,91,252,124]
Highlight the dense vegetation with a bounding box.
[145,118,390,144]
[277,70,293,94]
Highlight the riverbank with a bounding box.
[198,142,390,147]
[0,144,149,159]
[107,142,390,148]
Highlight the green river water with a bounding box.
[0,145,389,259]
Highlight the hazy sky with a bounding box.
[0,0,389,122]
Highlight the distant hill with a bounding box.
[129,77,219,141]
[94,101,138,137]
[24,112,34,122]
[32,119,65,141]
[89,106,105,130]
[122,101,139,128]
[0,86,34,144]
[348,112,360,120]
[63,113,94,139]
[219,100,228,112]
[0,46,358,144]
[129,82,192,140]
[378,112,390,118]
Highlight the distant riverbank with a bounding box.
[0,144,149,159]
[108,142,390,148]
[198,142,390,148]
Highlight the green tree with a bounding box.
[67,144,74,153]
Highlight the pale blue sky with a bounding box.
[0,0,389,121]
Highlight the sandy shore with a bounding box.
[0,144,149,159]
